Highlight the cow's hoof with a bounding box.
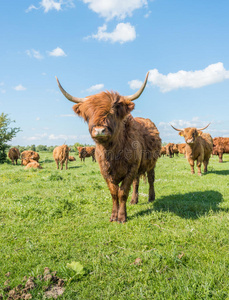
[118,215,127,223]
[148,195,155,202]
[109,216,118,222]
[198,173,202,176]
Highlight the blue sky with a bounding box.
[0,0,229,146]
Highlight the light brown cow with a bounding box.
[165,143,174,158]
[213,137,229,162]
[171,124,213,176]
[8,147,20,165]
[56,72,161,223]
[25,161,42,169]
[172,144,179,156]
[53,145,69,170]
[77,146,96,162]
[21,150,40,166]
[69,155,76,161]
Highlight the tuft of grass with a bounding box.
[0,153,229,299]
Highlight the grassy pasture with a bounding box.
[0,152,229,299]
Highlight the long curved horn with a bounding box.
[170,124,183,131]
[124,72,149,101]
[197,123,211,131]
[55,76,86,104]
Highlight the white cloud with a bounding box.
[48,47,67,57]
[1,89,6,94]
[49,134,77,140]
[83,0,147,20]
[26,49,44,60]
[86,83,104,93]
[26,0,74,13]
[89,23,136,44]
[36,117,40,121]
[42,72,47,76]
[0,82,4,86]
[13,84,27,91]
[23,133,47,141]
[128,79,143,90]
[148,62,229,92]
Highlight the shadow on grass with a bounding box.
[68,165,82,169]
[206,169,229,176]
[132,190,225,219]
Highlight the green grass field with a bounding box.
[0,152,229,299]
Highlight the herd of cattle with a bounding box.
[7,145,96,169]
[4,72,229,223]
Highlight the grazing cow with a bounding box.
[165,143,174,158]
[178,143,186,157]
[21,150,40,166]
[213,137,229,162]
[160,146,166,157]
[8,147,20,165]
[171,124,213,176]
[53,145,69,170]
[77,146,96,162]
[56,72,161,223]
[25,161,42,169]
[69,155,76,161]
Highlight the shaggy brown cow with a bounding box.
[53,145,69,170]
[178,143,186,156]
[69,155,76,161]
[171,124,213,175]
[8,147,20,165]
[25,161,42,169]
[56,72,161,223]
[21,150,40,166]
[77,146,96,162]
[213,137,229,162]
[160,146,166,157]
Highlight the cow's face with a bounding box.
[73,92,134,144]
[179,128,200,145]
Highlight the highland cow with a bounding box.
[171,124,213,175]
[8,147,20,165]
[178,143,186,157]
[213,137,229,163]
[21,150,40,166]
[69,155,76,161]
[160,146,166,157]
[53,145,69,170]
[77,146,96,162]
[25,161,42,169]
[56,72,161,223]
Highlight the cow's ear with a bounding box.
[115,98,135,119]
[179,131,184,136]
[197,130,202,136]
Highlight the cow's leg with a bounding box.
[219,152,223,163]
[196,158,202,176]
[106,181,119,222]
[147,168,155,202]
[130,176,139,204]
[188,158,195,174]
[65,159,68,170]
[55,159,59,169]
[11,159,14,165]
[203,159,209,173]
[118,168,138,223]
[60,161,63,170]
[15,159,18,165]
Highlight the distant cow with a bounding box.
[165,143,174,158]
[171,124,213,175]
[56,72,161,223]
[172,144,179,156]
[178,143,186,156]
[21,150,40,166]
[77,146,96,162]
[213,137,229,162]
[160,146,166,157]
[8,147,20,165]
[53,145,69,170]
[69,156,76,161]
[25,161,42,169]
